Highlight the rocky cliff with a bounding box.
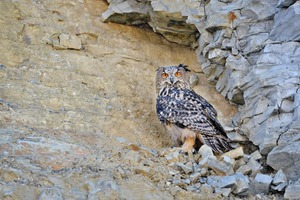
[0,0,238,199]
[103,0,300,198]
[0,0,299,199]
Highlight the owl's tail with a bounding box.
[199,134,233,154]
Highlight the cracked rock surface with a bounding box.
[102,0,300,198]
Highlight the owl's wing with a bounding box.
[156,88,227,138]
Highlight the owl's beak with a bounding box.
[170,76,174,84]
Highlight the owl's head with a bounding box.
[156,64,191,94]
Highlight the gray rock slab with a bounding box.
[251,174,273,194]
[271,182,287,192]
[270,1,300,41]
[267,141,300,181]
[242,158,262,177]
[232,172,250,196]
[198,144,216,160]
[207,158,234,176]
[240,0,277,21]
[272,169,287,186]
[250,150,262,161]
[257,42,300,65]
[218,175,237,189]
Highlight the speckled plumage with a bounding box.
[156,64,232,153]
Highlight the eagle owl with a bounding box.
[156,64,232,154]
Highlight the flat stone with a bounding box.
[247,158,263,177]
[207,158,234,176]
[221,146,244,160]
[204,12,232,31]
[257,42,300,65]
[236,164,252,175]
[258,115,293,154]
[208,49,229,65]
[232,173,250,196]
[151,0,204,17]
[198,144,216,160]
[218,175,237,189]
[251,173,273,194]
[226,131,248,142]
[236,25,250,40]
[272,169,287,186]
[237,33,269,54]
[148,11,199,47]
[233,158,246,171]
[198,156,209,167]
[271,182,287,192]
[222,37,236,49]
[241,0,277,20]
[197,30,213,53]
[221,155,235,165]
[250,150,262,161]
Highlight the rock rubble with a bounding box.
[156,145,287,198]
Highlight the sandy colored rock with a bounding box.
[221,146,244,160]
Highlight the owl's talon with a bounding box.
[182,136,195,153]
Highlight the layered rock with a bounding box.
[1,0,300,198]
[196,1,300,184]
[103,0,300,196]
[102,0,202,47]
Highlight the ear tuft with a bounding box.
[178,64,190,72]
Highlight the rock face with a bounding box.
[1,0,300,198]
[102,0,201,47]
[0,0,238,199]
[102,0,300,197]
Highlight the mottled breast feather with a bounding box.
[156,87,226,137]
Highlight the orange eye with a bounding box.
[161,72,168,78]
[175,71,181,77]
